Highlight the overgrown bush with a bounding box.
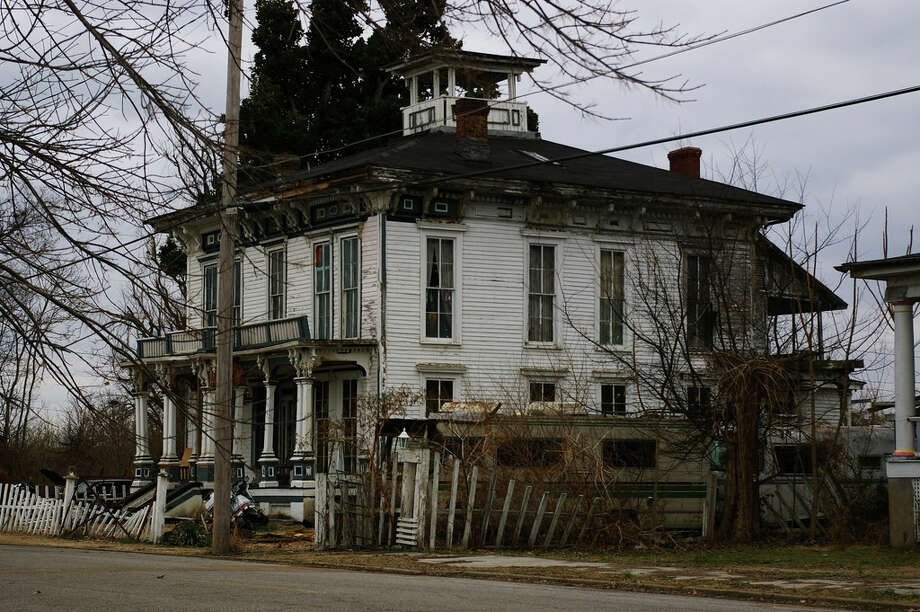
[164,520,211,547]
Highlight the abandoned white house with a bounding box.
[130,50,854,521]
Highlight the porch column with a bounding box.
[157,369,181,483]
[290,376,314,487]
[131,389,154,491]
[258,380,279,487]
[198,386,216,484]
[185,387,198,480]
[892,301,917,458]
[232,386,247,479]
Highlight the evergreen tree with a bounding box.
[239,0,456,184]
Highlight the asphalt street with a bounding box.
[0,544,823,611]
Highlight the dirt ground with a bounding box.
[3,521,919,611]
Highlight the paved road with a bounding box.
[1,544,820,611]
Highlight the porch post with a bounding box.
[892,301,917,458]
[131,383,154,491]
[232,386,247,480]
[185,387,198,480]
[157,367,180,483]
[258,380,279,487]
[197,386,216,485]
[290,376,314,487]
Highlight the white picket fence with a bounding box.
[0,482,154,541]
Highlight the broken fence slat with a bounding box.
[577,497,601,546]
[445,457,460,550]
[528,492,549,549]
[559,495,583,547]
[512,485,533,547]
[461,465,478,549]
[543,492,567,548]
[494,479,515,547]
[387,454,398,548]
[429,451,440,550]
[480,472,497,546]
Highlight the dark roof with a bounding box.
[267,131,801,213]
[385,49,546,74]
[835,253,920,276]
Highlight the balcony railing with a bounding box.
[137,315,311,359]
[403,96,528,135]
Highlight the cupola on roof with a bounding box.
[386,49,545,136]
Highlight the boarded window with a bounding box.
[603,439,656,468]
[599,250,625,344]
[497,438,563,467]
[773,444,816,475]
[528,244,555,342]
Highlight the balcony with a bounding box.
[137,315,311,359]
[403,96,528,135]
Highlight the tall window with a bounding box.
[342,379,358,473]
[686,254,714,347]
[528,245,555,342]
[687,386,712,420]
[341,237,360,338]
[314,242,331,338]
[268,248,286,320]
[601,384,626,416]
[205,261,242,327]
[314,381,330,473]
[203,264,217,327]
[425,238,454,338]
[599,250,624,345]
[233,260,242,326]
[425,379,453,414]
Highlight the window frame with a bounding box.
[597,247,626,347]
[340,235,361,339]
[419,227,463,345]
[600,383,627,416]
[424,378,455,414]
[202,262,217,328]
[684,253,715,349]
[529,381,557,403]
[523,233,564,348]
[313,240,332,339]
[267,246,287,321]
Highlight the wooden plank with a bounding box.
[527,492,549,549]
[376,468,387,546]
[577,497,600,546]
[512,485,533,547]
[315,473,328,550]
[543,492,567,548]
[479,472,497,546]
[495,479,515,547]
[702,472,717,538]
[763,494,792,534]
[387,454,398,547]
[415,450,431,550]
[429,451,440,550]
[445,458,460,549]
[775,485,808,531]
[559,495,583,547]
[461,465,478,549]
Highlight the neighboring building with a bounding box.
[131,50,852,521]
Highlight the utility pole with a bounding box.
[213,0,243,555]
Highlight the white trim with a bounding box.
[416,220,468,232]
[520,228,568,240]
[416,362,467,374]
[419,228,463,345]
[420,374,459,415]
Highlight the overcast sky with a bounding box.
[40,0,920,412]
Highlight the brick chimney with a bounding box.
[667,146,702,178]
[453,98,490,161]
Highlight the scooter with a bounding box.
[205,479,268,529]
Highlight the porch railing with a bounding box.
[137,315,311,358]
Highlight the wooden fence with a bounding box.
[0,474,163,542]
[314,449,714,551]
